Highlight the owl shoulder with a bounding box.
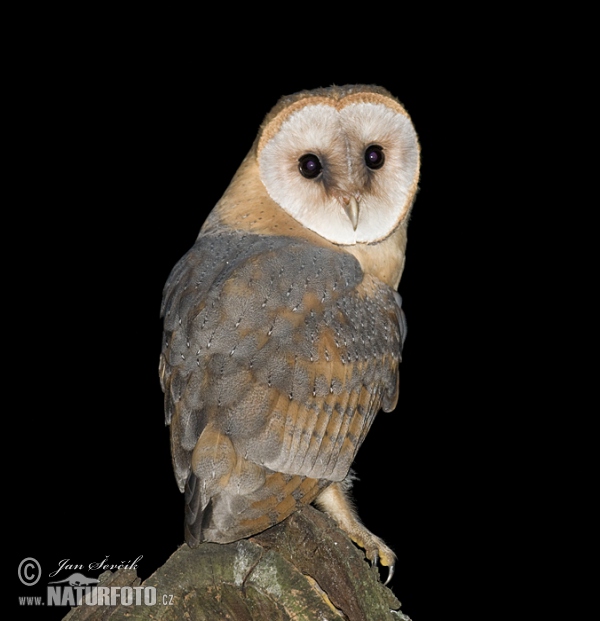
[161,231,366,327]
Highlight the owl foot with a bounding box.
[315,482,396,586]
[347,523,396,586]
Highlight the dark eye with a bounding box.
[298,153,323,179]
[365,145,385,170]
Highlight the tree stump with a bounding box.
[62,506,410,621]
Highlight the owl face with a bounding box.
[257,88,420,246]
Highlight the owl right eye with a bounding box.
[298,153,323,179]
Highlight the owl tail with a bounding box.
[184,472,206,548]
[183,423,239,547]
[199,471,331,544]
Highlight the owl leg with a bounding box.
[314,479,396,585]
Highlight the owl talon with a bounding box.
[365,540,396,586]
[384,562,395,586]
[369,549,394,586]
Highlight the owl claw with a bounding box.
[369,549,394,585]
[363,536,396,586]
[384,562,395,586]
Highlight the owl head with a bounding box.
[255,85,420,246]
[203,85,420,289]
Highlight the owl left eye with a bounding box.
[365,145,385,170]
[298,153,323,179]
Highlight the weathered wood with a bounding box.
[62,506,410,621]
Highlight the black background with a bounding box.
[11,25,519,621]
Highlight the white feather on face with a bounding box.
[258,100,419,245]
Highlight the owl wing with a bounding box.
[159,231,405,540]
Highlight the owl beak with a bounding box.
[339,195,360,231]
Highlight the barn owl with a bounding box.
[159,84,420,584]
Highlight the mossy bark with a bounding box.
[62,506,409,621]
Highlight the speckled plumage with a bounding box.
[161,232,405,542]
[159,85,420,582]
